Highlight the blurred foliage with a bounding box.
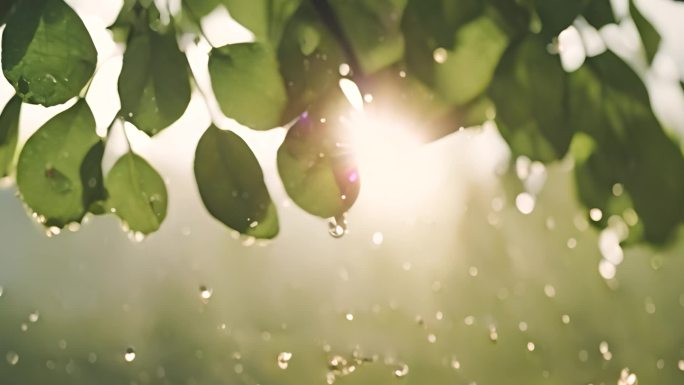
[0,0,682,245]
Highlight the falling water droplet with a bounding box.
[393,363,409,378]
[28,311,39,323]
[199,286,213,303]
[124,347,136,362]
[6,351,19,365]
[277,351,292,369]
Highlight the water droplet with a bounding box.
[518,321,528,332]
[515,192,535,215]
[561,314,571,324]
[527,342,536,351]
[543,284,556,298]
[599,341,612,360]
[427,333,437,343]
[589,208,603,222]
[468,266,478,277]
[345,313,354,321]
[128,231,145,243]
[399,70,407,78]
[277,351,292,369]
[124,347,136,362]
[20,323,28,332]
[28,311,39,323]
[612,183,624,196]
[488,326,498,342]
[599,259,617,280]
[46,226,61,237]
[464,316,475,326]
[566,238,577,249]
[433,48,448,63]
[678,360,684,371]
[328,214,348,238]
[199,286,213,303]
[450,358,460,369]
[6,351,19,365]
[618,368,637,385]
[393,363,409,378]
[67,222,81,232]
[234,363,244,373]
[372,232,384,245]
[339,63,351,76]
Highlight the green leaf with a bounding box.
[402,0,482,90]
[569,51,684,243]
[106,153,168,235]
[184,0,222,18]
[0,0,18,25]
[489,36,574,162]
[630,0,660,64]
[277,89,360,219]
[223,0,301,43]
[209,43,287,130]
[80,141,108,215]
[118,16,191,136]
[533,0,588,37]
[194,125,279,239]
[278,2,348,123]
[1,0,97,106]
[0,95,21,177]
[583,0,616,28]
[329,0,407,74]
[16,100,102,227]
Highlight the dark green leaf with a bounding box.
[1,0,97,106]
[277,89,360,218]
[16,100,101,227]
[223,0,301,43]
[278,2,348,123]
[194,125,279,239]
[0,0,18,25]
[569,51,684,243]
[184,0,222,18]
[118,17,191,136]
[329,0,407,74]
[80,141,108,214]
[404,7,508,105]
[583,0,616,28]
[106,152,168,235]
[489,36,574,162]
[209,43,287,130]
[533,0,588,37]
[630,0,660,64]
[0,95,21,177]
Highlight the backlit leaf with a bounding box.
[194,125,279,239]
[106,152,168,235]
[16,100,102,227]
[0,95,21,177]
[630,0,660,64]
[1,0,97,106]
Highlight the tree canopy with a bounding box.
[0,0,683,245]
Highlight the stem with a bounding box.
[188,66,224,126]
[181,1,214,48]
[310,0,365,86]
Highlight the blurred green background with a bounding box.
[2,0,684,384]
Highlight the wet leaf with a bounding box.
[1,0,97,106]
[277,89,360,218]
[329,0,407,74]
[0,95,21,177]
[194,125,279,239]
[118,15,191,136]
[106,152,168,235]
[278,2,348,123]
[489,36,573,162]
[16,100,101,227]
[629,0,660,64]
[209,43,287,130]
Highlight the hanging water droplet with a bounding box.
[28,311,39,323]
[328,214,348,238]
[46,226,61,237]
[199,286,213,303]
[277,351,292,369]
[393,363,409,378]
[6,351,19,365]
[124,347,136,362]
